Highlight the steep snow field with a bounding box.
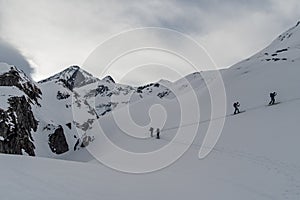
[1,96,300,200]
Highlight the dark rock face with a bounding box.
[48,126,69,154]
[66,123,72,129]
[57,91,70,100]
[59,66,93,90]
[73,69,93,88]
[74,139,80,151]
[102,75,115,84]
[73,135,94,151]
[157,89,171,98]
[0,96,37,156]
[0,68,42,105]
[81,135,93,148]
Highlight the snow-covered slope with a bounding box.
[1,95,300,200]
[1,21,300,200]
[34,64,179,158]
[62,21,300,199]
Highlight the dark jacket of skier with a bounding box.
[149,127,154,137]
[233,102,240,115]
[156,128,160,139]
[269,92,277,105]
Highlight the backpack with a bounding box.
[270,92,276,98]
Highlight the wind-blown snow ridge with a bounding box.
[235,21,300,66]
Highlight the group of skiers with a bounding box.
[149,127,160,139]
[150,92,278,139]
[233,92,278,115]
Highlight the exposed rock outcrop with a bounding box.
[0,67,42,105]
[48,126,69,154]
[0,96,37,156]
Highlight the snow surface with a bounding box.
[1,96,300,200]
[1,21,300,200]
[0,86,25,110]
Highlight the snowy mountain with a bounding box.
[1,21,300,200]
[0,62,183,158]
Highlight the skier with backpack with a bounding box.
[233,102,241,115]
[156,128,160,139]
[149,127,154,137]
[269,92,277,105]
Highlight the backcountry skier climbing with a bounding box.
[233,102,240,115]
[149,127,154,137]
[156,128,160,139]
[269,92,277,105]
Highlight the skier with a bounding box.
[269,92,277,105]
[156,128,160,139]
[149,127,154,137]
[233,102,240,115]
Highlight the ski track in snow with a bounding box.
[159,135,300,200]
[157,97,300,200]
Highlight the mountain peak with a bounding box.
[39,66,99,90]
[69,65,80,70]
[0,63,42,104]
[102,75,115,84]
[0,63,36,85]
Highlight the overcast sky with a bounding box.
[0,0,299,85]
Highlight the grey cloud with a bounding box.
[0,38,34,77]
[119,0,273,34]
[0,0,300,84]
